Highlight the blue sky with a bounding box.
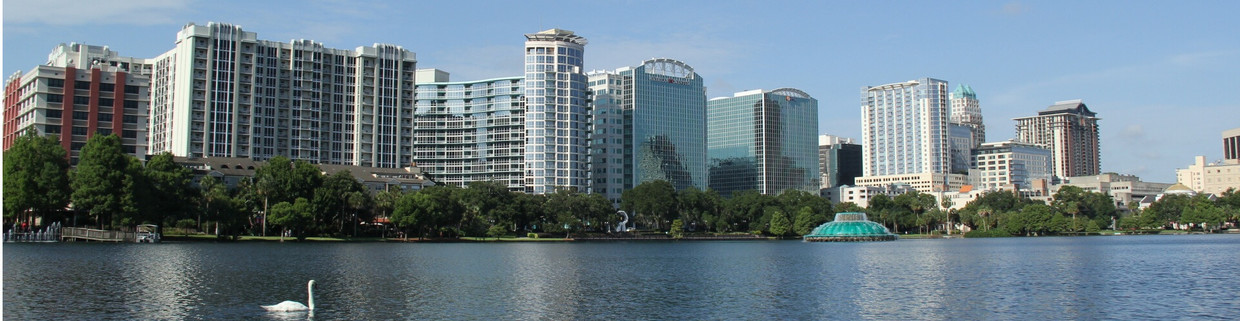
[4,0,1238,183]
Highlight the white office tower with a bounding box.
[860,78,951,176]
[523,29,590,194]
[149,22,417,168]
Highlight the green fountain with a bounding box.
[803,212,898,242]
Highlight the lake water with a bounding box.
[4,235,1240,320]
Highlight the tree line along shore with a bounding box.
[6,131,1240,241]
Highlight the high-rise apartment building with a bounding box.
[708,88,819,197]
[523,29,590,194]
[588,71,626,203]
[1013,99,1100,180]
[971,140,1052,191]
[3,43,151,164]
[818,135,862,190]
[588,59,707,203]
[413,70,525,190]
[860,78,951,176]
[949,84,984,146]
[148,22,417,168]
[1224,127,1240,162]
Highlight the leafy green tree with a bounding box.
[793,206,828,236]
[677,187,722,231]
[3,130,71,227]
[252,156,322,235]
[777,190,831,222]
[669,219,685,239]
[834,202,864,213]
[511,192,547,233]
[139,152,195,230]
[767,208,792,237]
[391,192,421,240]
[621,180,678,230]
[314,170,370,236]
[1143,194,1190,229]
[1000,203,1059,236]
[461,181,515,236]
[721,190,773,232]
[391,186,462,238]
[1217,188,1240,223]
[1181,194,1226,232]
[268,197,314,241]
[199,175,229,233]
[546,188,590,235]
[71,134,139,228]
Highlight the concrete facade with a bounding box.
[3,43,151,164]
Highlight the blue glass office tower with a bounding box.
[523,29,589,194]
[589,59,707,204]
[707,88,820,197]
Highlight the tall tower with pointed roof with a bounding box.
[1013,100,1101,180]
[949,84,984,147]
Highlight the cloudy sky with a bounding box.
[4,0,1238,183]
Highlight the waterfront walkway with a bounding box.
[61,227,134,242]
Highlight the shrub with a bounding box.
[964,229,1012,238]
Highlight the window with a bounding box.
[46,110,62,118]
[99,83,114,92]
[47,95,63,103]
[122,130,137,138]
[47,79,64,87]
[72,126,88,135]
[124,85,140,94]
[75,81,90,89]
[45,125,61,134]
[73,111,89,120]
[98,98,114,106]
[123,100,139,109]
[99,114,112,122]
[73,96,90,104]
[123,115,139,124]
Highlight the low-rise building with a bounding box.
[1176,155,1240,196]
[824,184,916,208]
[854,172,969,194]
[174,156,432,192]
[1053,173,1172,211]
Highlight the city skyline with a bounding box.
[5,0,1239,183]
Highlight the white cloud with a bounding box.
[4,0,192,26]
[1170,50,1239,67]
[1000,1,1030,15]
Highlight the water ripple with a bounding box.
[5,235,1240,320]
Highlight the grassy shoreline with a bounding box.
[156,229,1230,243]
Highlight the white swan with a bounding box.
[262,280,315,312]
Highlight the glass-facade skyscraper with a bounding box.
[523,29,589,194]
[708,88,819,197]
[589,59,707,204]
[861,78,951,176]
